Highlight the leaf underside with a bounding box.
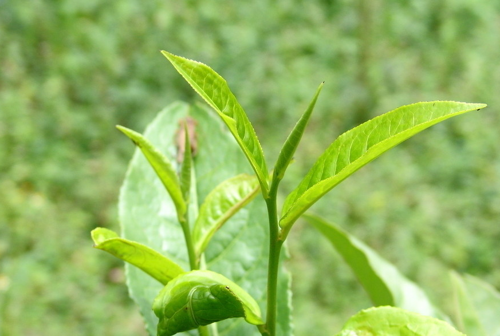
[281,101,487,230]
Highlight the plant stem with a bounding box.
[264,182,284,336]
[180,215,198,270]
[198,326,210,336]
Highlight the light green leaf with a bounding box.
[193,174,260,258]
[153,270,264,336]
[161,51,269,197]
[91,228,184,285]
[179,122,193,202]
[273,82,323,183]
[335,306,465,336]
[304,214,448,320]
[450,272,500,336]
[281,101,487,230]
[119,102,292,336]
[116,125,186,222]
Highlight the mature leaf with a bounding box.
[281,101,487,230]
[450,272,500,336]
[304,214,448,320]
[273,82,323,182]
[91,228,184,285]
[119,102,292,336]
[153,270,263,336]
[335,306,465,336]
[192,174,260,258]
[161,51,269,196]
[116,125,186,222]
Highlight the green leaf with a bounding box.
[304,213,448,320]
[91,228,184,285]
[161,51,269,197]
[192,174,260,258]
[153,270,264,336]
[450,272,500,336]
[179,122,193,202]
[335,306,465,336]
[119,102,292,336]
[273,82,323,183]
[281,101,487,230]
[116,124,187,222]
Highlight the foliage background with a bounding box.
[1,0,499,335]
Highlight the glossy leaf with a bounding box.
[304,214,448,320]
[153,270,264,336]
[335,306,465,336]
[450,272,500,336]
[116,125,186,222]
[281,101,487,230]
[119,102,292,335]
[192,174,260,258]
[91,228,184,285]
[161,51,269,196]
[273,82,323,182]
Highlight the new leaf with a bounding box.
[281,101,487,230]
[162,51,270,197]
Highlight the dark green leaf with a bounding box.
[91,228,184,285]
[153,270,264,336]
[304,214,448,320]
[335,306,465,336]
[179,122,193,202]
[273,82,323,182]
[161,51,269,197]
[281,102,487,230]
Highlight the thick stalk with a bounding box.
[264,182,284,336]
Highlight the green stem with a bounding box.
[264,182,284,336]
[198,326,210,336]
[180,216,198,270]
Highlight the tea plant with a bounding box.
[92,52,489,336]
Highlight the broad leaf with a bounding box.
[192,174,260,258]
[161,51,269,196]
[116,125,186,222]
[273,82,323,182]
[91,228,184,285]
[281,101,487,230]
[304,214,448,320]
[450,271,500,336]
[153,270,264,336]
[335,306,465,336]
[119,102,292,336]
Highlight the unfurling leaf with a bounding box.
[91,228,184,285]
[116,125,186,222]
[161,51,269,197]
[193,174,260,258]
[153,270,263,336]
[273,82,324,183]
[281,101,487,231]
[335,306,465,336]
[304,214,448,320]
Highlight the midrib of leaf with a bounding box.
[281,101,486,228]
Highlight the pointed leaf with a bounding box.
[281,101,487,230]
[179,122,193,202]
[161,51,269,196]
[335,306,465,336]
[116,125,186,222]
[91,228,184,285]
[153,270,264,336]
[193,174,260,258]
[273,82,323,182]
[304,214,448,320]
[450,272,500,336]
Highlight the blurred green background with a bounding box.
[1,0,499,335]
